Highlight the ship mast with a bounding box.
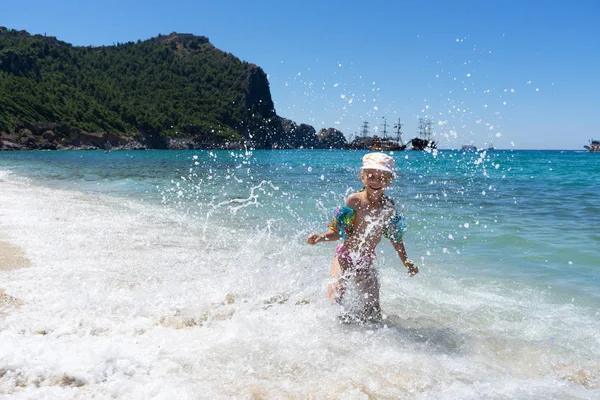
[418,117,433,139]
[361,121,369,137]
[393,118,404,145]
[380,118,388,139]
[425,117,433,140]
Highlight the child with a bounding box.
[307,152,418,321]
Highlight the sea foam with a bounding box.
[0,160,598,398]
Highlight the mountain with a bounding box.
[0,27,334,150]
[315,128,346,149]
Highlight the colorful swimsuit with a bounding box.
[335,244,375,270]
[329,203,408,272]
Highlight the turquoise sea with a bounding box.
[0,149,599,398]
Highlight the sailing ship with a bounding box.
[370,118,407,151]
[408,117,437,150]
[460,144,477,151]
[583,139,600,152]
[344,121,374,150]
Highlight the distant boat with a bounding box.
[487,142,495,151]
[344,136,373,150]
[583,139,599,152]
[344,121,374,150]
[461,144,477,151]
[370,118,407,151]
[408,117,436,151]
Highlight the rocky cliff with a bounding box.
[315,128,347,149]
[0,27,344,150]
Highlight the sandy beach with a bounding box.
[0,239,31,272]
[0,288,23,308]
[0,239,29,310]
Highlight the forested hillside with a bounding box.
[0,27,335,149]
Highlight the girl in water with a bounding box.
[307,152,418,320]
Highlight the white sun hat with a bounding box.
[361,152,395,175]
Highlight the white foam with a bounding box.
[0,173,598,398]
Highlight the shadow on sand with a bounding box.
[338,313,468,355]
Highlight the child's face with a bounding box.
[361,169,394,192]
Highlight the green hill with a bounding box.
[0,27,334,150]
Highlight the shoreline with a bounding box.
[0,145,589,152]
[1,148,590,152]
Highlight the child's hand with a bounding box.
[404,260,419,277]
[307,233,323,245]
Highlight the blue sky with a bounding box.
[3,0,599,149]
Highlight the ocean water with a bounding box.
[0,149,598,399]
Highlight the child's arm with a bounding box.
[307,230,340,245]
[391,239,419,276]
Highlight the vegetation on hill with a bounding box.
[1,27,330,149]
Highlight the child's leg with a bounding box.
[355,267,381,319]
[326,256,345,303]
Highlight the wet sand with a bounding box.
[0,240,31,271]
[0,289,23,308]
[0,239,29,309]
